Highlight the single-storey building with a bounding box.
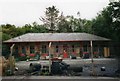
[4,33,111,59]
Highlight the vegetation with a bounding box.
[1,1,120,57]
[92,1,120,41]
[40,6,59,31]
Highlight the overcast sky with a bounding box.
[0,0,110,26]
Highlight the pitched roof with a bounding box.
[4,33,110,43]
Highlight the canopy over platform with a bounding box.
[4,33,110,43]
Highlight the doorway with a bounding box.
[63,44,68,58]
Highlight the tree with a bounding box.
[32,22,48,33]
[92,1,120,57]
[2,24,18,38]
[22,24,33,33]
[2,33,11,41]
[40,6,59,31]
[57,15,74,32]
[57,13,93,33]
[109,1,120,41]
[92,13,112,38]
[92,1,120,41]
[109,1,120,22]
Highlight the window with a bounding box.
[56,45,59,53]
[13,46,19,57]
[72,45,75,52]
[63,44,68,52]
[30,45,35,53]
[42,45,47,53]
[93,46,99,58]
[22,46,26,54]
[15,46,18,54]
[94,47,98,52]
[83,45,88,52]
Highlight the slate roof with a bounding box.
[4,33,110,43]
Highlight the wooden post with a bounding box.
[49,42,52,73]
[9,44,15,73]
[10,44,15,56]
[90,41,95,76]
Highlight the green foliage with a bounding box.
[40,6,93,33]
[2,33,11,41]
[31,22,49,33]
[2,44,10,57]
[2,24,18,38]
[91,1,120,57]
[57,15,73,32]
[40,6,59,30]
[92,1,120,41]
[109,1,120,22]
[92,13,112,38]
[2,33,11,57]
[0,32,2,41]
[57,14,93,33]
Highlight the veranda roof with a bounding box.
[4,33,110,43]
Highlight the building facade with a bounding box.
[4,33,110,59]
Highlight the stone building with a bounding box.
[4,33,110,59]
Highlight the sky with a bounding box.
[0,0,110,26]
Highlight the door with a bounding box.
[63,44,68,58]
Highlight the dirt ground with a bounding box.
[15,58,119,76]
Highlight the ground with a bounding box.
[1,76,120,81]
[15,58,119,76]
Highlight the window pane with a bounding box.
[30,45,34,53]
[56,45,59,53]
[42,45,47,53]
[22,46,26,54]
[72,45,75,52]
